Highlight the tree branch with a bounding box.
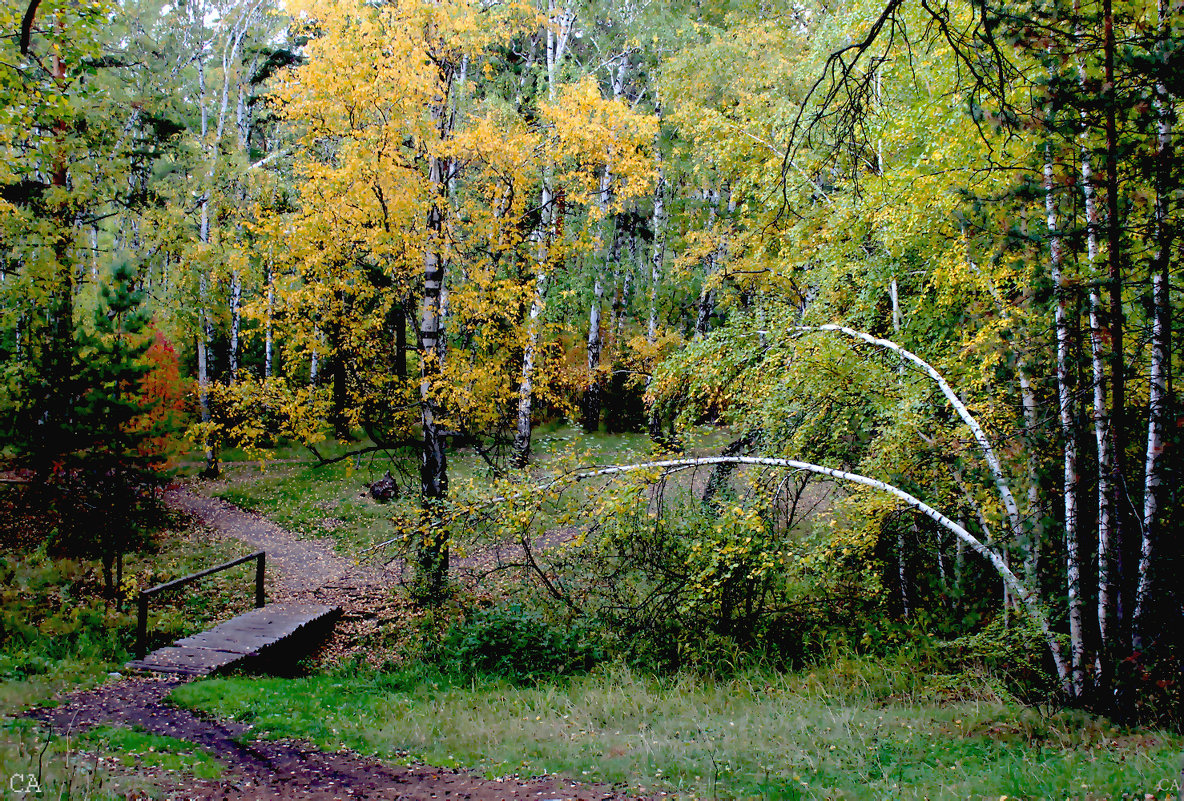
[793,324,1025,542]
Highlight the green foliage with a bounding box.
[0,551,134,680]
[4,263,180,596]
[442,603,602,682]
[934,616,1061,703]
[0,493,257,718]
[0,720,223,801]
[515,468,917,673]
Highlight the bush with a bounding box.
[933,615,1059,702]
[443,604,601,682]
[0,552,136,677]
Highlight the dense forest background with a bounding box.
[2,0,1181,723]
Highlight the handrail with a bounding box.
[135,550,266,660]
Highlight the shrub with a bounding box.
[443,604,601,682]
[933,615,1059,702]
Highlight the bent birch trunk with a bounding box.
[553,455,1070,691]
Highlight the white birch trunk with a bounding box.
[264,258,274,379]
[897,526,910,618]
[796,324,1025,544]
[1046,143,1084,697]
[192,1,258,476]
[1075,6,1115,655]
[196,269,217,474]
[647,135,665,348]
[889,276,912,613]
[513,264,546,467]
[229,268,241,384]
[694,187,722,336]
[589,274,604,359]
[645,117,666,441]
[959,226,1044,587]
[545,455,1070,691]
[195,54,218,476]
[1134,0,1174,644]
[512,2,572,468]
[310,325,319,385]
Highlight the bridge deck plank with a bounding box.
[126,602,339,676]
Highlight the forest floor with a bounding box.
[20,486,646,800]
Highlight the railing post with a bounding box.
[255,552,266,608]
[133,550,266,661]
[136,591,148,660]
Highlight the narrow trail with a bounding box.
[164,487,396,599]
[30,677,635,800]
[25,487,643,801]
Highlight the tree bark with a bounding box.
[418,144,451,600]
[264,258,274,379]
[1134,0,1175,648]
[694,187,722,337]
[1102,0,1133,650]
[416,37,461,600]
[646,108,667,443]
[797,324,1026,546]
[512,1,573,469]
[229,268,242,384]
[960,226,1044,587]
[1075,2,1115,680]
[584,270,604,431]
[1046,141,1084,697]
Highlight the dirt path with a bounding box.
[23,488,647,801]
[164,488,395,599]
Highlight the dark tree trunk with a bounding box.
[702,432,757,508]
[417,123,451,601]
[394,299,408,380]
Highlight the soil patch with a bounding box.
[163,488,394,600]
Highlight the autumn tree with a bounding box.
[258,0,654,596]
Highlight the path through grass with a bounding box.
[192,424,671,554]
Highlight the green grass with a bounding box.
[0,720,222,800]
[170,657,1182,800]
[207,457,406,553]
[0,522,257,718]
[1,495,255,798]
[76,725,223,779]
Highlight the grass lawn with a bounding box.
[172,425,1184,799]
[171,658,1183,800]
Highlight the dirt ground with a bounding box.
[22,489,649,801]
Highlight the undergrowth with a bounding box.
[0,719,223,800]
[0,516,256,715]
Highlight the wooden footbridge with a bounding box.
[125,551,340,677]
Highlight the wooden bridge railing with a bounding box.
[135,551,266,659]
